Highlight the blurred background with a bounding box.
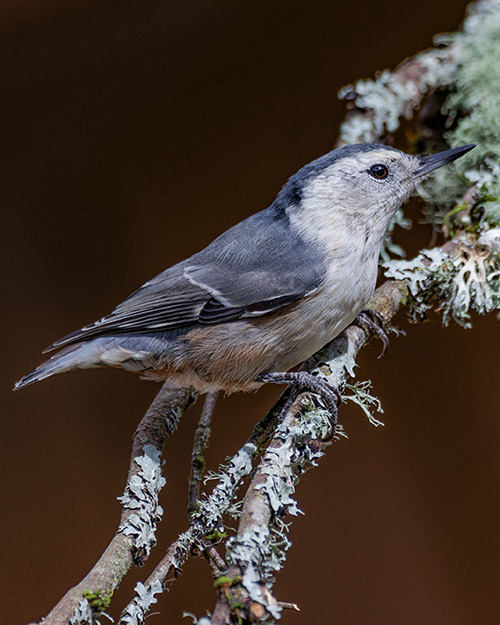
[2,0,500,623]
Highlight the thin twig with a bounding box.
[188,391,218,516]
[278,601,300,611]
[203,545,227,578]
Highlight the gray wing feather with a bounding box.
[46,209,326,350]
[184,209,325,313]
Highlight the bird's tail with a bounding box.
[13,343,103,390]
[14,336,161,391]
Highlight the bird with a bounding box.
[14,142,475,414]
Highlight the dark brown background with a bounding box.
[3,1,500,623]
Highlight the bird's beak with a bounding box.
[415,144,476,178]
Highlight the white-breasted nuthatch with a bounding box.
[15,143,475,413]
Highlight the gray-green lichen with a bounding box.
[120,445,257,625]
[382,0,500,329]
[343,381,384,427]
[118,445,166,556]
[69,599,95,625]
[69,598,113,625]
[119,581,163,625]
[384,229,500,326]
[195,443,256,527]
[313,328,385,428]
[419,0,500,227]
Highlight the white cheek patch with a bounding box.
[289,149,416,259]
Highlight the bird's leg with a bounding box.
[187,391,218,516]
[354,309,390,358]
[258,371,340,430]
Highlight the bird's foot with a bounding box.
[258,370,340,436]
[354,309,392,358]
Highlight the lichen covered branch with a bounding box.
[33,383,195,625]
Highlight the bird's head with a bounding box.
[278,142,475,245]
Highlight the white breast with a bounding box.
[270,243,379,374]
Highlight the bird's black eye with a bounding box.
[369,164,389,179]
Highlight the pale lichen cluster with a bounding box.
[67,446,168,624]
[385,229,500,327]
[69,599,95,625]
[118,445,166,556]
[69,594,113,625]
[120,581,163,625]
[195,442,257,527]
[343,381,384,427]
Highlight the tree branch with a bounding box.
[117,388,298,623]
[31,383,196,625]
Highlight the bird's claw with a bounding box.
[258,370,340,438]
[355,309,390,358]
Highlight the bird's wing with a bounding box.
[46,210,326,350]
